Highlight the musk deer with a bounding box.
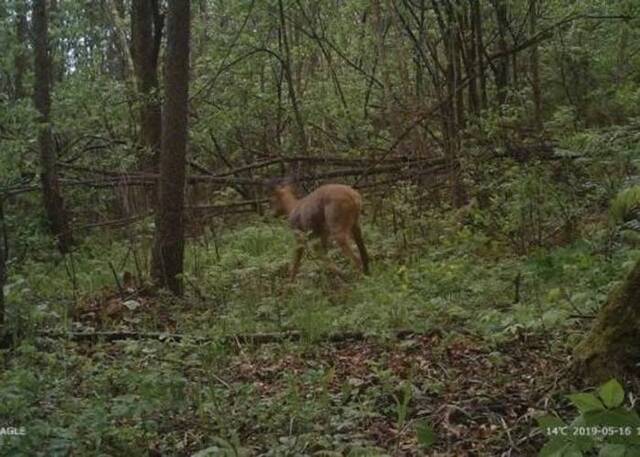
[269,181,370,281]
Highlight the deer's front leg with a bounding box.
[289,231,306,281]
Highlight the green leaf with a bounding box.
[573,433,596,452]
[416,421,436,448]
[537,414,567,432]
[583,408,640,444]
[599,379,625,408]
[539,437,571,457]
[567,393,605,413]
[599,444,627,457]
[562,443,584,457]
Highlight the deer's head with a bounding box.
[267,178,297,217]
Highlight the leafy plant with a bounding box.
[537,379,640,456]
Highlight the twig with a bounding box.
[108,261,125,298]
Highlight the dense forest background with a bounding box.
[1,0,640,455]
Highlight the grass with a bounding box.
[0,205,636,455]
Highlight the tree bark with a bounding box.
[573,259,640,383]
[150,0,190,295]
[106,0,135,80]
[529,0,542,129]
[131,0,163,171]
[472,0,487,109]
[33,0,73,253]
[278,0,307,155]
[494,0,509,105]
[465,1,479,115]
[14,0,28,99]
[431,0,465,207]
[372,0,391,130]
[0,201,5,336]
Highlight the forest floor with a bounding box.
[0,210,632,456]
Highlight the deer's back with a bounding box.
[288,184,362,234]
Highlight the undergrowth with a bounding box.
[2,128,640,455]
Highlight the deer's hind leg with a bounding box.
[333,232,363,274]
[289,230,306,281]
[314,232,346,279]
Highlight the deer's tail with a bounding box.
[352,223,370,275]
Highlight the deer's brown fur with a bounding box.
[270,182,370,280]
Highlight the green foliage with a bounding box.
[416,421,436,449]
[2,0,640,454]
[538,379,640,457]
[2,198,634,454]
[610,185,640,224]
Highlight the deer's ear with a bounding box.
[264,178,280,192]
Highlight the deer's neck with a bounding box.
[280,191,299,216]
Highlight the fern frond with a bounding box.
[610,185,640,223]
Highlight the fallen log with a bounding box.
[35,328,435,346]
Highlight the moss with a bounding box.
[573,260,640,383]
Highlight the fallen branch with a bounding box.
[3,157,450,196]
[35,328,433,345]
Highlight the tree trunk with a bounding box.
[494,0,509,105]
[372,0,391,131]
[0,201,5,336]
[278,0,307,155]
[14,0,28,99]
[432,0,465,207]
[529,0,542,129]
[33,0,73,253]
[150,0,190,295]
[465,1,479,115]
[471,0,487,109]
[131,0,163,171]
[573,259,640,383]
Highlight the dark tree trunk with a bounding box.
[33,0,73,253]
[278,0,307,155]
[465,2,479,115]
[414,0,425,99]
[372,0,391,131]
[150,0,190,295]
[471,0,487,109]
[494,0,509,105]
[14,0,29,99]
[0,201,5,336]
[573,259,640,383]
[131,0,163,171]
[453,21,465,130]
[433,0,465,207]
[529,0,542,129]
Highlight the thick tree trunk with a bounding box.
[14,0,28,99]
[573,259,640,383]
[131,0,163,171]
[33,0,73,253]
[150,0,190,295]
